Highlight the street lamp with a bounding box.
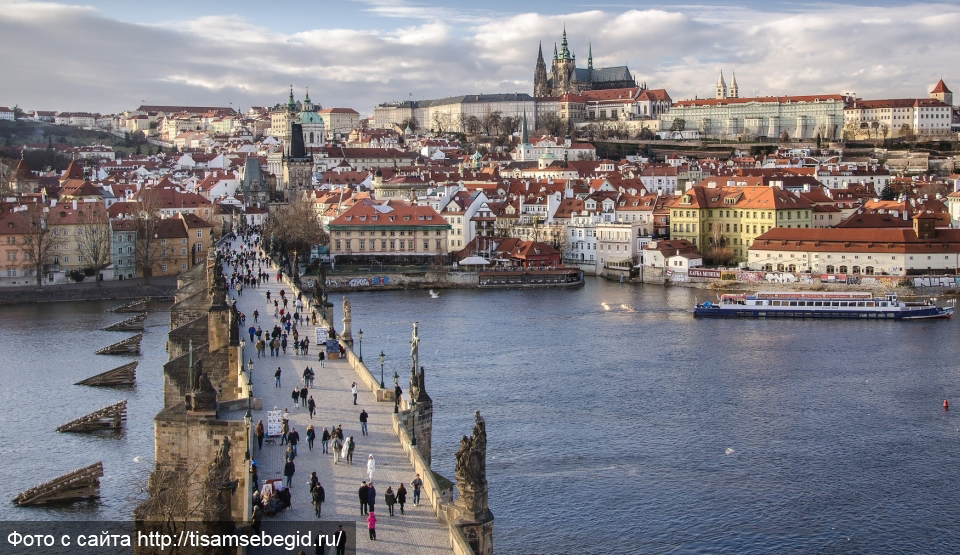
[244,395,252,460]
[410,397,417,446]
[357,329,364,363]
[379,351,385,388]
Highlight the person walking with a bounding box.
[321,427,330,453]
[359,410,368,436]
[255,420,265,450]
[307,396,316,419]
[347,436,355,464]
[342,436,353,465]
[366,482,376,515]
[306,425,316,451]
[280,417,289,446]
[312,481,325,517]
[292,387,301,408]
[366,511,377,540]
[411,473,423,506]
[366,454,376,481]
[358,482,369,515]
[309,471,319,493]
[332,435,343,464]
[385,486,396,516]
[275,367,282,387]
[318,350,325,368]
[283,459,295,489]
[288,427,300,456]
[396,483,407,515]
[300,386,308,410]
[351,382,358,405]
[333,525,346,555]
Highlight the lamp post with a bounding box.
[248,358,254,383]
[379,351,385,388]
[410,398,417,446]
[244,394,252,460]
[357,329,364,363]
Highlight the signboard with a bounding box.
[266,409,283,437]
[326,339,340,355]
[316,327,329,344]
[689,268,722,279]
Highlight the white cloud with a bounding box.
[0,2,957,116]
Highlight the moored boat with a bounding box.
[694,291,954,320]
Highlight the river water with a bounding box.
[335,279,960,555]
[2,282,959,554]
[0,300,166,522]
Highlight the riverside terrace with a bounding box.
[222,235,486,555]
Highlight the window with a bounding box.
[436,240,441,249]
[63,256,69,263]
[399,240,405,249]
[161,264,167,272]
[359,240,365,251]
[161,239,167,245]
[5,252,14,261]
[181,238,186,244]
[381,241,387,250]
[181,263,187,270]
[423,240,429,249]
[196,230,202,238]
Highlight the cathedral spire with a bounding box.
[304,86,311,103]
[287,85,297,112]
[588,42,593,70]
[560,25,570,60]
[553,43,558,61]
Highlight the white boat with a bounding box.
[694,291,954,320]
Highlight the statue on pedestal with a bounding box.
[455,411,490,519]
[340,296,353,342]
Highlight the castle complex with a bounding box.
[533,28,636,98]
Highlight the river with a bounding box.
[0,300,166,522]
[335,278,960,555]
[2,281,958,554]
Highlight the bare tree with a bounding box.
[17,205,66,288]
[671,118,686,132]
[500,116,519,136]
[482,111,501,136]
[262,195,329,275]
[134,189,165,284]
[76,202,112,286]
[465,115,483,135]
[537,113,565,137]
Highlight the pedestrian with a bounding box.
[283,458,295,489]
[253,309,259,322]
[292,387,301,407]
[255,420,265,450]
[288,427,300,456]
[341,435,352,465]
[281,335,288,354]
[333,525,346,555]
[412,473,423,506]
[312,481,325,518]
[308,396,316,419]
[248,325,255,341]
[366,511,377,540]
[359,409,368,436]
[366,454,375,481]
[280,416,289,445]
[318,350,325,368]
[285,445,295,462]
[275,367,282,387]
[300,386,308,409]
[347,436,355,464]
[359,481,369,515]
[309,471,319,493]
[252,505,262,534]
[385,486,396,516]
[332,435,343,464]
[367,482,376,515]
[396,483,407,514]
[321,427,330,453]
[351,382,358,405]
[306,425,316,451]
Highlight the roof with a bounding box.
[572,66,633,84]
[849,98,950,109]
[751,227,960,253]
[931,79,952,94]
[675,94,848,108]
[318,108,360,115]
[328,200,450,229]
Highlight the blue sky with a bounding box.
[1,1,957,115]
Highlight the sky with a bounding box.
[1,0,958,116]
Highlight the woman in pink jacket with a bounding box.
[366,511,377,540]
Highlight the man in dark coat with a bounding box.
[312,483,325,517]
[283,459,295,489]
[358,481,369,515]
[287,427,300,456]
[366,482,377,515]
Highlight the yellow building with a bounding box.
[667,183,813,262]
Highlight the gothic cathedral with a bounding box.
[533,27,636,98]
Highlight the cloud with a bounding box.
[0,2,957,116]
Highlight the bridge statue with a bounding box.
[340,296,353,344]
[455,410,493,528]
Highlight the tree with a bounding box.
[899,123,913,140]
[500,116,519,136]
[482,111,501,136]
[637,127,655,140]
[881,124,889,141]
[879,184,896,201]
[17,205,67,288]
[779,130,790,143]
[536,112,565,137]
[261,195,329,277]
[464,115,483,135]
[816,133,822,149]
[12,105,23,120]
[670,118,686,133]
[76,203,112,286]
[133,189,165,284]
[431,112,448,134]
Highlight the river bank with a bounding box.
[0,276,177,305]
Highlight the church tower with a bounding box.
[554,25,577,96]
[534,42,550,98]
[729,72,739,99]
[588,42,593,70]
[931,79,953,106]
[716,71,728,99]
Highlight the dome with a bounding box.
[539,151,557,159]
[374,168,382,177]
[299,111,323,124]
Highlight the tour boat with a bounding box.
[694,291,954,320]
